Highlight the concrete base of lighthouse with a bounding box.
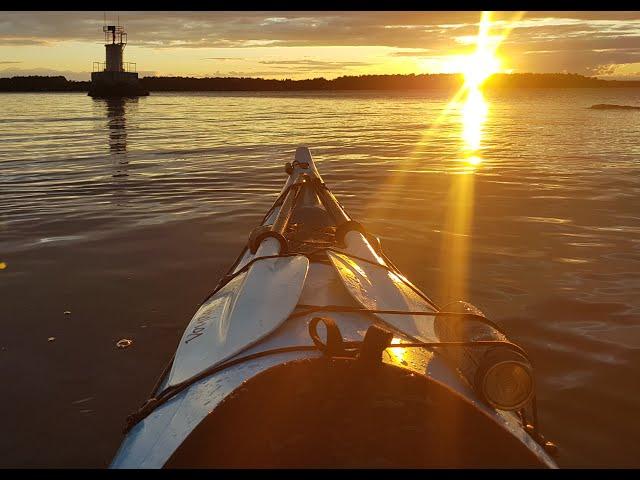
[88,71,149,98]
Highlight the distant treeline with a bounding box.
[485,73,639,88]
[0,76,90,92]
[1,73,639,92]
[140,74,463,91]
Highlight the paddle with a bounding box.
[165,200,309,388]
[327,249,438,343]
[312,174,438,343]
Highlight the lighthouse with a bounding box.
[89,21,149,98]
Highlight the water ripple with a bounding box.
[1,90,639,467]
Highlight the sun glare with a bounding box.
[462,12,502,90]
[458,11,504,168]
[365,11,523,226]
[438,11,512,306]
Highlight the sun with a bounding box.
[463,52,501,89]
[462,11,502,89]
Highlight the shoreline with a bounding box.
[2,73,640,93]
[2,86,640,94]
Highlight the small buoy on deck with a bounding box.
[117,338,133,349]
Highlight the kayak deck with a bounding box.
[110,147,558,469]
[165,357,548,468]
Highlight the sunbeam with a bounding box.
[438,11,521,304]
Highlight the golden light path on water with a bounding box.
[439,11,497,305]
[439,11,527,305]
[461,89,487,169]
[363,11,525,305]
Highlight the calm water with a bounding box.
[1,90,640,467]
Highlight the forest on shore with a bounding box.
[1,72,639,92]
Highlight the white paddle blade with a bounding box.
[327,251,438,342]
[166,255,309,387]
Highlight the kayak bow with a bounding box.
[111,147,558,469]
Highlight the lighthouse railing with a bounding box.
[92,62,137,73]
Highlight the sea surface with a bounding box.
[1,89,640,467]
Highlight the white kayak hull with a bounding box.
[111,147,557,469]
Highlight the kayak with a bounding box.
[111,147,558,468]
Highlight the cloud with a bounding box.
[0,37,48,46]
[0,60,22,64]
[2,12,640,78]
[592,61,640,80]
[389,49,435,57]
[202,57,249,61]
[1,11,636,50]
[258,59,371,68]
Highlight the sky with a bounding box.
[1,11,639,81]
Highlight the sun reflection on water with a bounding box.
[461,89,488,166]
[439,11,503,304]
[458,11,500,170]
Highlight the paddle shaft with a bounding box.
[315,178,384,264]
[255,180,306,257]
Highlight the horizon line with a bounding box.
[2,71,640,83]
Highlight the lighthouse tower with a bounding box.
[89,20,149,98]
[104,25,125,72]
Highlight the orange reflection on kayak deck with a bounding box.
[342,254,368,278]
[386,337,408,364]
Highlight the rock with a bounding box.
[590,103,640,110]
